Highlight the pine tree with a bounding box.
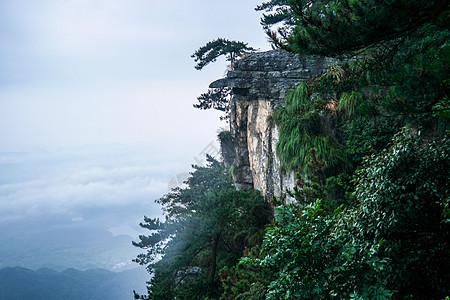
[191,38,256,70]
[133,157,271,299]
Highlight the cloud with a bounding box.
[0,145,194,223]
[0,0,264,222]
[0,166,162,220]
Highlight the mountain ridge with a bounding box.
[0,266,148,300]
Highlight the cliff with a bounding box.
[212,50,339,199]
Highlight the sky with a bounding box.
[0,0,270,150]
[0,0,271,271]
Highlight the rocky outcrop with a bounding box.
[213,50,339,199]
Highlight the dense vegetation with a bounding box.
[133,157,272,299]
[135,0,449,298]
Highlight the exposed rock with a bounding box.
[217,131,235,169]
[175,267,203,285]
[212,50,340,199]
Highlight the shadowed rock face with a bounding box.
[213,50,339,199]
[210,50,339,102]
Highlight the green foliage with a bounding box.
[194,87,232,120]
[259,0,428,56]
[343,116,398,165]
[338,91,361,117]
[433,100,450,120]
[351,129,450,297]
[255,0,294,49]
[271,0,449,176]
[255,0,292,28]
[261,200,340,299]
[222,2,450,298]
[273,83,347,177]
[192,38,256,70]
[151,1,450,298]
[285,0,448,57]
[220,246,271,300]
[192,38,255,119]
[133,157,272,299]
[240,129,449,299]
[217,130,235,166]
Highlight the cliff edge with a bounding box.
[212,50,339,199]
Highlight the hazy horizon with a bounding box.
[0,0,271,276]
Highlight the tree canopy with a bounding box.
[133,157,272,299]
[256,130,449,299]
[193,87,232,121]
[219,0,449,298]
[190,38,256,120]
[257,0,449,56]
[191,38,256,70]
[224,0,450,299]
[133,0,449,298]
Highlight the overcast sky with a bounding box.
[0,0,271,270]
[0,0,270,151]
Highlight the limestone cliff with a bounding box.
[212,50,339,199]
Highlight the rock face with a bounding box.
[212,50,338,199]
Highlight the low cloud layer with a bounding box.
[0,165,164,220]
[0,144,194,223]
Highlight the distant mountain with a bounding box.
[0,217,145,271]
[0,266,149,300]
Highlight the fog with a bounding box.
[0,143,203,270]
[0,0,270,275]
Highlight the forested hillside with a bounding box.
[133,0,449,299]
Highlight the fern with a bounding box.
[326,64,345,82]
[274,82,348,176]
[339,91,361,117]
[285,83,309,114]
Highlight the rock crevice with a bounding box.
[214,50,339,198]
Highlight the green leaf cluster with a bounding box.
[134,1,450,298]
[236,130,449,299]
[220,1,449,299]
[194,87,232,121]
[191,38,256,70]
[255,0,294,49]
[273,83,348,178]
[133,157,272,299]
[191,38,256,120]
[278,0,447,57]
